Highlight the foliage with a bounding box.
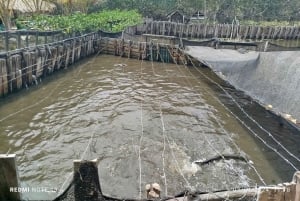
[54,0,97,14]
[16,9,142,33]
[99,0,300,25]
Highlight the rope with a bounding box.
[173,52,267,185]
[148,47,192,190]
[184,53,299,171]
[160,47,252,191]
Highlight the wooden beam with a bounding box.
[293,171,300,201]
[257,186,285,201]
[0,154,21,201]
[73,159,103,201]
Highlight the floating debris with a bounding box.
[113,63,127,67]
[283,113,297,124]
[265,104,273,110]
[145,183,161,199]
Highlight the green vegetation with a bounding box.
[16,10,142,33]
[100,0,300,25]
[5,0,300,32]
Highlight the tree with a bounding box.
[0,0,17,30]
[56,0,97,14]
[20,0,56,13]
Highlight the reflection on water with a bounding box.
[0,55,299,200]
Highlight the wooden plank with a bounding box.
[289,27,295,39]
[73,159,102,201]
[226,24,231,38]
[5,32,9,52]
[278,27,285,39]
[15,55,22,90]
[241,25,247,40]
[292,27,299,39]
[36,51,43,78]
[167,22,171,36]
[214,24,218,37]
[7,56,15,92]
[0,59,8,96]
[256,26,262,40]
[0,154,21,201]
[185,24,190,38]
[64,43,71,68]
[293,171,300,201]
[29,52,37,82]
[203,24,208,38]
[57,45,64,69]
[289,27,294,39]
[166,189,257,201]
[267,26,273,39]
[282,183,296,201]
[257,187,285,201]
[196,23,201,38]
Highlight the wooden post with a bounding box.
[293,171,300,201]
[0,154,21,201]
[267,26,273,39]
[7,56,15,92]
[5,32,9,52]
[52,33,55,43]
[25,32,29,48]
[156,43,160,61]
[257,186,285,201]
[0,59,8,97]
[73,159,103,201]
[35,31,39,46]
[17,32,21,49]
[128,40,132,58]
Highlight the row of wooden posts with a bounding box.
[126,21,300,40]
[2,21,299,54]
[0,30,67,52]
[2,20,300,97]
[0,31,100,97]
[0,32,186,97]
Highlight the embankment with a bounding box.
[185,46,300,122]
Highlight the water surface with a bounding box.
[0,55,298,200]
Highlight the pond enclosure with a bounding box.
[1,21,300,201]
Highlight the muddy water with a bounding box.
[0,55,298,200]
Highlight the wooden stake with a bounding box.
[73,159,103,201]
[293,171,300,201]
[0,154,21,201]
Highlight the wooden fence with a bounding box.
[0,30,64,52]
[0,33,184,97]
[0,31,102,97]
[125,21,300,40]
[99,37,185,64]
[0,30,122,53]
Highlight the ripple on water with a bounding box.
[0,55,288,200]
